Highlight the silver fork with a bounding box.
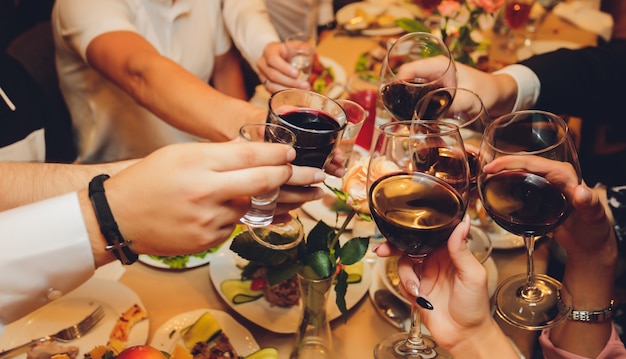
[0,305,105,359]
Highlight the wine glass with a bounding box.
[378,32,457,121]
[477,110,580,330]
[502,0,537,52]
[413,87,493,250]
[368,120,469,358]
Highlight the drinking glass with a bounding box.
[378,32,457,121]
[239,123,304,250]
[285,32,316,83]
[368,120,469,359]
[477,110,580,330]
[344,70,380,150]
[267,88,347,170]
[502,0,537,52]
[335,99,366,169]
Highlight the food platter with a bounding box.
[0,278,148,358]
[336,2,415,36]
[150,309,259,357]
[208,239,372,334]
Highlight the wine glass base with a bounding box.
[374,332,451,359]
[494,273,570,330]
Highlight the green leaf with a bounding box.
[395,18,431,34]
[334,269,349,320]
[266,264,300,286]
[304,251,335,279]
[338,237,370,265]
[306,221,336,253]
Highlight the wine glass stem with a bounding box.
[522,234,542,301]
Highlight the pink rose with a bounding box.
[468,0,504,13]
[342,156,400,215]
[437,0,462,17]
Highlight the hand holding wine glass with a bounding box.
[477,110,580,330]
[379,32,458,121]
[368,120,469,358]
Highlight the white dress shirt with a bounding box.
[52,0,231,163]
[0,193,94,331]
[492,64,541,112]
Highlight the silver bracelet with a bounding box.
[558,292,615,323]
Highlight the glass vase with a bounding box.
[289,272,334,359]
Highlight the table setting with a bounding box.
[0,2,608,359]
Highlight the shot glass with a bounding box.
[285,32,316,83]
[239,123,297,227]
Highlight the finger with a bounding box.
[447,215,483,276]
[372,242,403,257]
[571,184,608,224]
[201,142,296,171]
[397,255,421,297]
[206,165,293,202]
[287,165,327,186]
[484,155,579,190]
[277,185,323,204]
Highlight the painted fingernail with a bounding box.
[406,280,419,297]
[416,297,434,310]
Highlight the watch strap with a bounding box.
[88,174,138,265]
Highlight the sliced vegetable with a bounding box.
[244,347,279,359]
[220,279,263,304]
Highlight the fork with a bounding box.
[0,305,105,359]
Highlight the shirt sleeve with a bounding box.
[0,193,95,326]
[222,0,281,71]
[492,64,541,112]
[540,323,626,358]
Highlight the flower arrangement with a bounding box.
[402,0,505,69]
[229,164,374,318]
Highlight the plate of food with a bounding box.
[0,278,149,359]
[377,255,498,306]
[209,239,372,334]
[312,56,346,99]
[150,309,260,357]
[139,247,223,270]
[336,2,414,36]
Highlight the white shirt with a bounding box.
[492,64,541,112]
[52,0,231,163]
[264,0,335,41]
[0,193,94,329]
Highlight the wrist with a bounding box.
[78,189,117,266]
[448,320,519,358]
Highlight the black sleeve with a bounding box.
[519,40,626,128]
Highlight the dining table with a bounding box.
[121,5,599,359]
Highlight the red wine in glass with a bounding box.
[348,88,377,149]
[505,0,533,29]
[369,172,465,256]
[480,171,571,236]
[380,79,440,121]
[278,109,343,168]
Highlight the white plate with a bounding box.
[376,255,498,306]
[484,225,526,250]
[150,309,259,356]
[516,40,582,61]
[319,57,347,99]
[0,278,148,358]
[336,2,413,36]
[139,251,216,270]
[368,262,416,332]
[209,239,372,334]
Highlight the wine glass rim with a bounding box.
[413,87,489,127]
[268,89,348,133]
[380,119,462,138]
[484,110,570,155]
[384,32,454,85]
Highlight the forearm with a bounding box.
[77,188,117,268]
[0,161,134,211]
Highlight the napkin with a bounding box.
[552,1,614,41]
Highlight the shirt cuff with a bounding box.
[492,64,540,112]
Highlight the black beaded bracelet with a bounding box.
[88,174,138,265]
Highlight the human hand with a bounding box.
[374,218,517,357]
[256,42,311,93]
[103,142,295,256]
